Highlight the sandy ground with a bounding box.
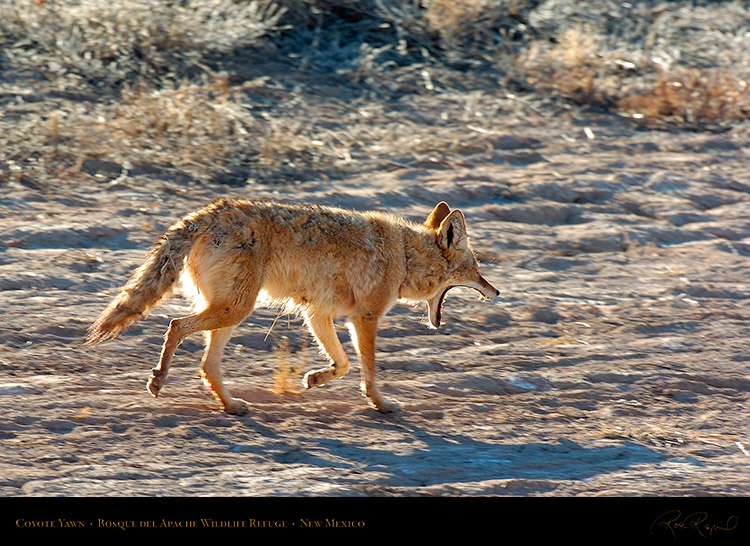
[2,103,750,509]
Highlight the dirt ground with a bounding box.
[2,107,750,502]
[1,4,750,521]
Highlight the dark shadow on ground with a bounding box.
[296,419,665,487]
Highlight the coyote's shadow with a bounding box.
[303,418,667,487]
[186,409,666,488]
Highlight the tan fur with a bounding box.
[87,198,498,415]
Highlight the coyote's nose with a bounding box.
[474,274,499,300]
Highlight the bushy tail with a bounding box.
[86,222,195,345]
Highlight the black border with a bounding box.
[3,496,749,540]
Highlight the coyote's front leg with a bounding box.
[302,313,350,389]
[349,314,399,413]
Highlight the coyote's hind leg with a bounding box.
[147,318,184,398]
[199,326,249,415]
[147,302,254,415]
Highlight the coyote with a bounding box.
[87,198,498,415]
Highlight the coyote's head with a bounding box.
[424,202,499,328]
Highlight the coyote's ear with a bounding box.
[425,202,451,229]
[437,210,467,251]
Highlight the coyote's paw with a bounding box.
[303,367,334,389]
[361,383,399,414]
[369,396,400,414]
[146,371,166,397]
[223,398,249,416]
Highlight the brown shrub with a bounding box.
[618,68,750,128]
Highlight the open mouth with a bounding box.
[435,286,450,326]
[427,287,450,329]
[427,283,498,329]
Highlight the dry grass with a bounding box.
[1,0,285,86]
[2,1,749,189]
[518,21,750,130]
[271,336,304,395]
[518,25,624,107]
[1,75,356,185]
[618,68,750,129]
[422,0,525,56]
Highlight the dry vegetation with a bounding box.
[618,67,750,128]
[271,336,304,395]
[2,0,750,187]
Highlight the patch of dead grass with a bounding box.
[3,0,750,190]
[271,336,304,395]
[1,0,286,87]
[519,23,750,129]
[618,68,750,129]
